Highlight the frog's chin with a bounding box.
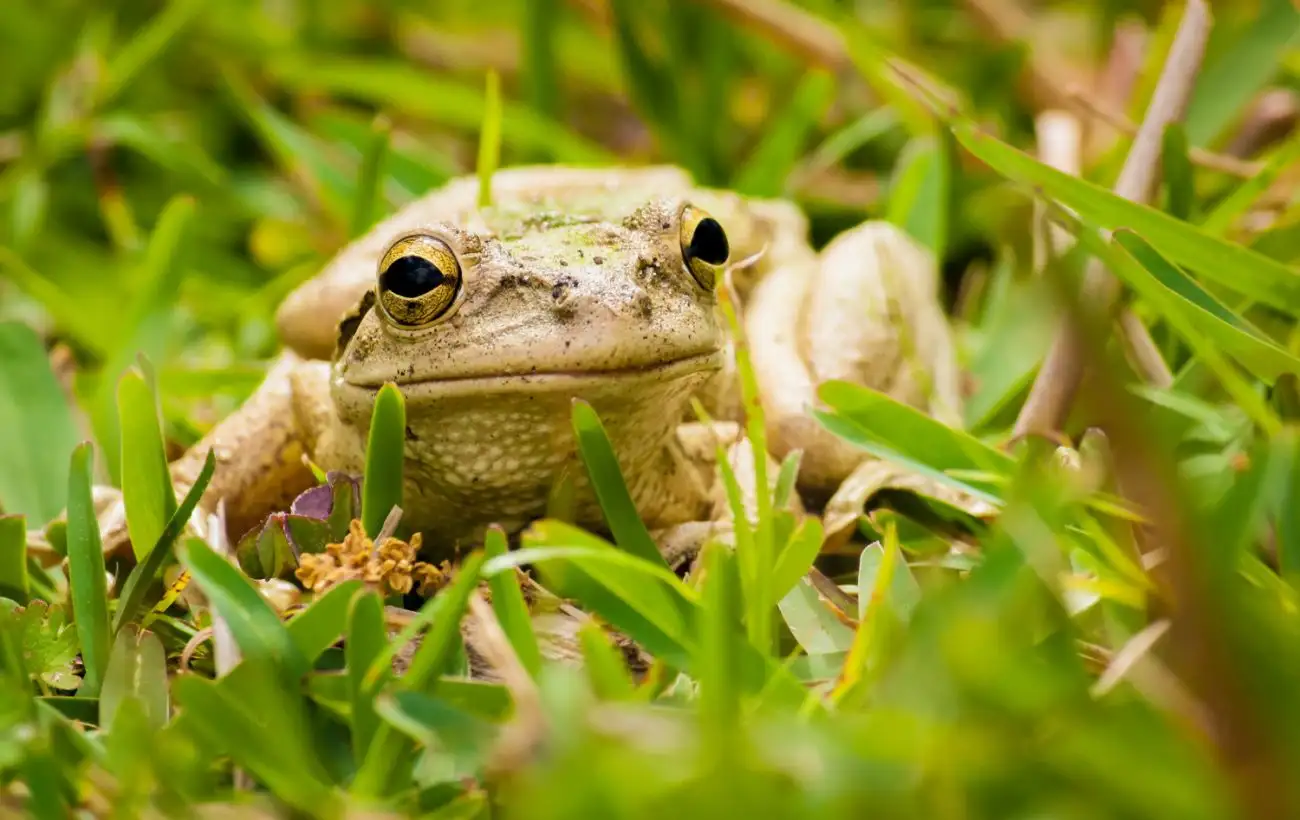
[337,348,725,400]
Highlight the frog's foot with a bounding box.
[656,420,805,574]
[744,219,965,500]
[821,459,998,552]
[97,352,328,561]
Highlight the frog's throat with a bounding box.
[337,348,724,399]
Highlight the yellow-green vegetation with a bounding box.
[4,0,1300,817]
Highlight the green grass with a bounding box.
[3,0,1300,816]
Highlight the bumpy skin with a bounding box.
[151,166,963,559]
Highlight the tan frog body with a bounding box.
[133,166,962,560]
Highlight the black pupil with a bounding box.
[381,255,445,298]
[688,217,729,265]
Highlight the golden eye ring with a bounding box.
[375,233,462,327]
[679,205,730,290]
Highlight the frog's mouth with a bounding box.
[340,348,725,398]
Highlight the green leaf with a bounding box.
[770,516,825,605]
[0,322,80,523]
[857,542,921,622]
[1065,222,1281,433]
[950,120,1300,316]
[266,57,615,164]
[172,663,339,814]
[732,70,835,198]
[92,195,196,484]
[476,70,502,209]
[886,133,952,259]
[1201,130,1300,237]
[0,516,27,602]
[1113,232,1300,384]
[284,578,365,666]
[522,0,560,118]
[484,525,542,678]
[502,526,695,667]
[349,114,391,239]
[373,690,496,764]
[362,383,406,538]
[117,367,177,561]
[778,576,855,655]
[1183,0,1300,146]
[345,587,385,764]
[815,380,1012,506]
[112,449,215,634]
[697,543,743,747]
[2,601,81,692]
[97,0,206,106]
[65,442,111,696]
[177,537,306,676]
[570,400,665,568]
[1160,123,1194,222]
[577,620,636,700]
[504,524,807,706]
[353,551,486,798]
[99,625,168,733]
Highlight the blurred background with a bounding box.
[0,0,1295,505]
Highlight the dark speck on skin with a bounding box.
[593,256,605,265]
[550,275,577,301]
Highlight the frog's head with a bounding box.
[332,196,731,407]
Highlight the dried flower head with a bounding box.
[296,519,449,598]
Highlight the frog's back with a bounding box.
[275,165,698,360]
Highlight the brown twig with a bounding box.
[1013,0,1211,440]
[1065,86,1263,177]
[1224,89,1300,159]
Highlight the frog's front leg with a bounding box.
[744,218,964,500]
[651,420,803,572]
[101,352,330,557]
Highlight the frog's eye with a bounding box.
[376,234,462,327]
[680,205,729,290]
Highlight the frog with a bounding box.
[98,165,969,566]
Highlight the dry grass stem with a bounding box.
[1065,87,1263,177]
[1013,0,1210,439]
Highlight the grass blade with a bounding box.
[0,322,80,523]
[1160,123,1194,221]
[117,367,176,561]
[361,383,405,538]
[570,400,665,568]
[112,449,215,634]
[346,588,386,764]
[732,70,835,198]
[349,114,391,239]
[353,551,485,798]
[577,620,636,700]
[0,516,28,602]
[284,578,365,666]
[477,70,502,209]
[484,525,542,678]
[951,119,1300,316]
[1183,0,1300,146]
[177,536,305,676]
[886,133,953,259]
[99,625,168,733]
[65,442,111,697]
[1201,130,1300,237]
